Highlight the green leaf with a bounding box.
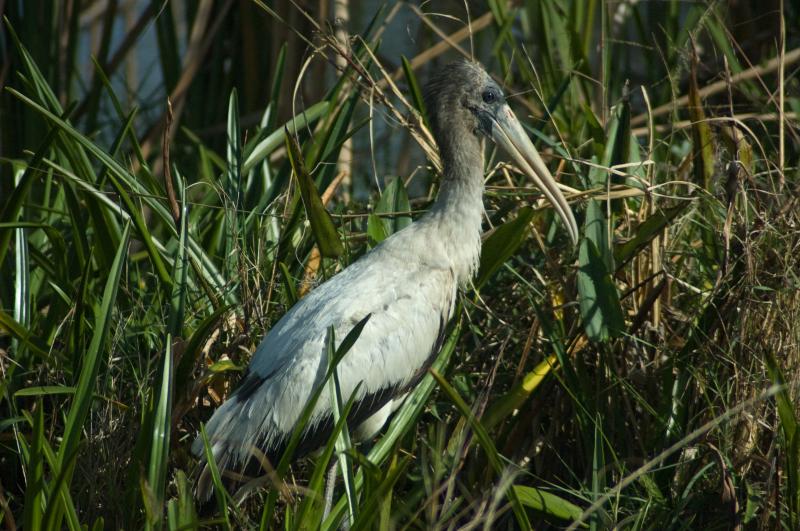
[145,335,174,529]
[577,237,624,342]
[0,310,48,358]
[167,178,189,337]
[367,213,388,246]
[481,355,557,433]
[0,123,60,269]
[225,90,242,279]
[58,223,130,474]
[103,171,172,286]
[279,262,299,306]
[242,102,330,174]
[613,204,689,267]
[322,317,463,530]
[285,131,343,258]
[198,424,232,529]
[688,45,714,190]
[22,400,45,531]
[374,177,411,236]
[268,45,288,131]
[767,353,799,525]
[349,456,410,531]
[430,369,531,530]
[166,470,198,530]
[401,56,427,125]
[41,442,82,531]
[174,304,233,403]
[293,391,362,530]
[262,314,372,529]
[326,326,358,525]
[15,386,76,397]
[581,104,605,160]
[513,485,583,521]
[476,207,535,289]
[312,93,360,186]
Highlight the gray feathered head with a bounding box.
[423,60,505,148]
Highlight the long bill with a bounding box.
[490,105,579,245]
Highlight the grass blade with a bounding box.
[430,369,531,530]
[326,326,358,525]
[57,223,130,477]
[22,400,45,531]
[145,336,174,529]
[242,102,330,174]
[261,314,372,528]
[198,424,232,529]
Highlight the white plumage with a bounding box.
[193,60,577,497]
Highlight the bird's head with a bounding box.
[424,60,579,245]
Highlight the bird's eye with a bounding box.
[482,89,497,104]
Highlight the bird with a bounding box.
[192,59,578,499]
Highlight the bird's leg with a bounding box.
[323,459,338,521]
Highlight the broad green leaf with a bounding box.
[577,237,624,342]
[207,359,244,374]
[166,471,198,530]
[367,213,388,246]
[481,355,557,432]
[581,104,605,160]
[286,132,343,258]
[475,207,535,289]
[374,177,411,236]
[513,485,583,521]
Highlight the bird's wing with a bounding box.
[193,241,457,473]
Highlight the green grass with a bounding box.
[1,1,799,529]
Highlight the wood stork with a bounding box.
[193,59,578,498]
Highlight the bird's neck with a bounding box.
[425,136,485,284]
